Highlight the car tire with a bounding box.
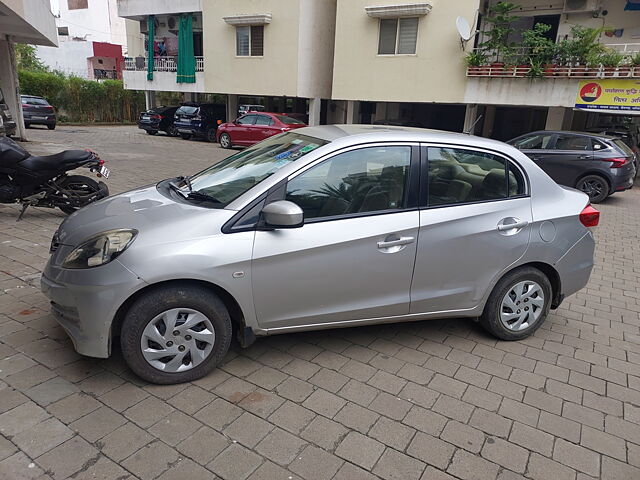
[146,130,157,135]
[480,266,552,341]
[180,133,192,140]
[206,128,217,143]
[120,284,232,384]
[24,123,30,129]
[576,174,609,203]
[166,126,178,137]
[47,123,56,130]
[220,133,232,149]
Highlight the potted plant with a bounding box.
[522,23,556,77]
[618,55,632,77]
[480,1,518,75]
[631,52,640,77]
[525,61,544,79]
[465,50,488,76]
[598,49,624,76]
[566,25,604,77]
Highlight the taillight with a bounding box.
[606,157,627,168]
[579,205,600,227]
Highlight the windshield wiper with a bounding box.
[177,175,193,192]
[168,180,188,199]
[186,191,222,204]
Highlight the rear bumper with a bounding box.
[138,122,161,131]
[555,231,595,300]
[24,114,56,125]
[610,168,635,193]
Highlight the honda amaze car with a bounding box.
[42,126,597,384]
[217,112,307,149]
[508,130,635,203]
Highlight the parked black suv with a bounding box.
[21,95,56,130]
[137,105,180,136]
[0,88,17,137]
[173,103,226,142]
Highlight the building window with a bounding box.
[378,17,418,55]
[57,26,69,36]
[67,0,88,10]
[236,25,264,56]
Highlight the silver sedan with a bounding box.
[41,125,598,384]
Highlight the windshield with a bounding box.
[186,132,328,205]
[22,97,50,106]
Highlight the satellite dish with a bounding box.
[456,16,472,41]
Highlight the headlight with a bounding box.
[62,229,137,269]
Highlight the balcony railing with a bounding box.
[93,69,118,79]
[467,64,640,78]
[124,56,204,73]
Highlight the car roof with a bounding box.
[517,130,620,141]
[297,124,513,150]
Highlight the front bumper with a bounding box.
[40,255,146,358]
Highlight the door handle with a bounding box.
[577,155,590,160]
[497,220,529,231]
[377,236,415,248]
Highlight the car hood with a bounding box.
[56,184,235,247]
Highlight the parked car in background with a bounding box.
[42,126,597,384]
[137,106,180,137]
[21,95,56,130]
[173,103,226,142]
[508,130,635,203]
[238,104,265,116]
[217,112,307,149]
[0,88,16,137]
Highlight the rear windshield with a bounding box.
[612,139,634,156]
[276,115,305,125]
[176,106,198,115]
[22,97,50,106]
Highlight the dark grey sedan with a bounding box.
[508,130,635,203]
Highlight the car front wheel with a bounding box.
[480,266,551,341]
[576,174,609,203]
[219,133,232,149]
[120,284,232,384]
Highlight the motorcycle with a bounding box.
[0,136,110,220]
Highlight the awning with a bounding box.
[365,3,432,18]
[223,14,272,26]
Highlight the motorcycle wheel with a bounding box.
[56,175,107,215]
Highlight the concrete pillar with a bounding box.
[561,109,575,130]
[227,94,238,121]
[374,102,388,122]
[144,91,156,110]
[482,105,496,138]
[545,107,565,130]
[346,100,360,124]
[308,97,321,126]
[0,38,27,141]
[463,104,479,134]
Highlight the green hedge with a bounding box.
[18,70,145,123]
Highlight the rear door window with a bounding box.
[254,115,273,126]
[554,135,591,151]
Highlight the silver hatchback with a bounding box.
[42,126,598,384]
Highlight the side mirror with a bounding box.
[261,200,304,229]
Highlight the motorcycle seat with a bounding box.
[20,150,94,171]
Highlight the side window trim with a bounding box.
[419,142,530,209]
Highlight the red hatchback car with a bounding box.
[217,112,307,149]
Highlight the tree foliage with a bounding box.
[14,44,48,72]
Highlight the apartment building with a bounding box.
[0,0,57,140]
[119,0,640,136]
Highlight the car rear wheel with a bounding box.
[576,174,609,203]
[180,133,192,140]
[220,133,232,149]
[480,266,551,341]
[120,284,232,384]
[166,125,178,137]
[146,130,157,135]
[206,128,217,143]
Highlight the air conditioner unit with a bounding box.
[563,0,600,13]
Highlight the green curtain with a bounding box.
[147,15,154,81]
[177,14,196,83]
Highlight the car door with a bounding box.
[252,114,278,142]
[511,132,556,170]
[251,144,420,329]
[233,114,258,145]
[539,134,593,186]
[410,145,532,314]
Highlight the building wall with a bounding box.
[49,0,126,45]
[332,0,480,103]
[36,40,93,77]
[203,0,336,98]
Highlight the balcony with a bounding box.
[117,0,202,20]
[122,56,205,92]
[467,64,640,79]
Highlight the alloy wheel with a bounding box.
[580,179,604,198]
[499,280,544,331]
[140,308,215,372]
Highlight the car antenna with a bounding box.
[463,114,483,135]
